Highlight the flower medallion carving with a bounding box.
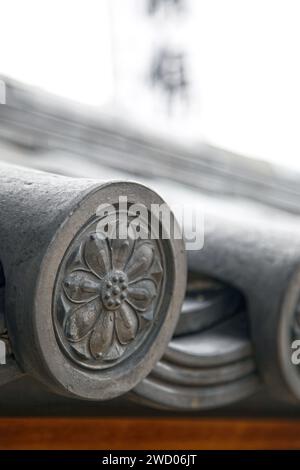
[53,215,164,369]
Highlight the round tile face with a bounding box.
[53,211,164,370]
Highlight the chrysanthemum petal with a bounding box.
[103,342,125,361]
[127,279,156,311]
[63,270,101,303]
[89,311,114,359]
[84,233,111,278]
[115,303,138,345]
[64,299,100,341]
[111,221,135,271]
[126,242,154,281]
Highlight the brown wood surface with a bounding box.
[0,418,299,449]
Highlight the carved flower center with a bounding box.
[101,270,128,310]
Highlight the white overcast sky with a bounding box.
[1,0,300,171]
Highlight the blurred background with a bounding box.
[2,0,300,167]
[1,0,300,211]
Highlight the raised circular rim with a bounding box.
[33,181,187,400]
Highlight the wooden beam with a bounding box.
[0,418,299,450]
